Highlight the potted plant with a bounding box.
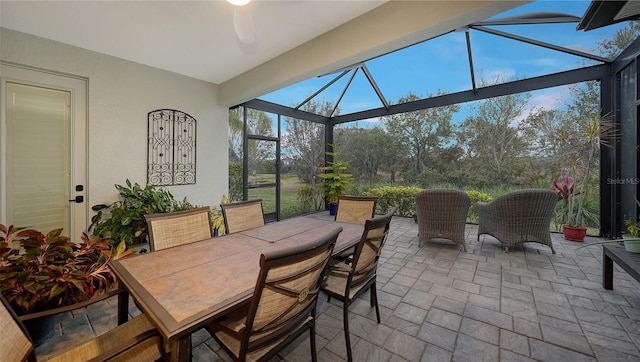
[551,113,615,241]
[0,224,134,344]
[616,197,640,252]
[318,144,353,215]
[576,214,640,254]
[90,179,192,247]
[211,195,231,236]
[552,177,595,241]
[621,216,640,253]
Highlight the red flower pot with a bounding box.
[562,225,587,242]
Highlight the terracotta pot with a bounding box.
[562,225,587,242]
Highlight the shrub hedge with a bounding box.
[364,186,423,217]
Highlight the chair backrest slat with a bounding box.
[144,207,213,251]
[335,195,378,225]
[1,295,34,362]
[242,227,341,354]
[221,199,265,234]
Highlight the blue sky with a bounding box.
[259,0,628,128]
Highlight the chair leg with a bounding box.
[310,322,318,362]
[371,284,381,323]
[343,302,353,362]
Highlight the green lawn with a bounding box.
[248,173,319,218]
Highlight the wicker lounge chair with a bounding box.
[477,189,559,253]
[415,189,471,251]
[144,206,213,251]
[335,195,378,224]
[206,227,341,362]
[220,199,265,234]
[321,208,395,362]
[0,292,166,362]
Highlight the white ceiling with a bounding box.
[0,0,387,84]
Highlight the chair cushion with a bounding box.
[322,262,369,300]
[212,316,313,362]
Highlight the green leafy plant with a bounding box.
[0,224,134,315]
[625,218,640,237]
[318,144,353,204]
[364,185,422,217]
[622,198,640,237]
[552,113,615,228]
[210,195,231,236]
[228,163,244,202]
[296,184,322,213]
[89,179,192,246]
[465,190,493,223]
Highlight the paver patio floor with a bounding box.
[34,214,640,361]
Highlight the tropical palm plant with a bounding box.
[552,112,616,228]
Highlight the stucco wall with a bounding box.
[0,28,228,216]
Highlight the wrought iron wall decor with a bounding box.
[148,109,196,185]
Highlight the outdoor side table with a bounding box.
[602,244,640,289]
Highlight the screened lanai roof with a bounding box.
[247,0,638,125]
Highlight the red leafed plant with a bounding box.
[551,177,585,227]
[0,224,134,315]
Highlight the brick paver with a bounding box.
[34,215,640,361]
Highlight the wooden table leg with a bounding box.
[117,290,129,325]
[603,247,613,290]
[169,336,191,362]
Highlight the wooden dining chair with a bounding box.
[321,208,395,362]
[220,199,265,234]
[335,195,378,225]
[143,206,214,251]
[205,227,342,362]
[332,195,379,263]
[0,293,167,362]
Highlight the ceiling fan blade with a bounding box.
[233,8,255,45]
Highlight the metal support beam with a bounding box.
[465,30,477,94]
[329,64,610,125]
[600,71,615,238]
[295,70,351,111]
[331,68,359,117]
[470,25,612,64]
[361,63,390,109]
[242,99,329,124]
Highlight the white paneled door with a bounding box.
[1,64,87,239]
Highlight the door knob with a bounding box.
[69,195,84,203]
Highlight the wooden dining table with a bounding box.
[110,215,364,362]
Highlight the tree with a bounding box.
[335,126,395,184]
[383,92,459,179]
[228,107,273,164]
[228,107,274,199]
[282,100,336,186]
[457,77,532,185]
[228,108,244,163]
[597,21,640,58]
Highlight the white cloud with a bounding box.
[529,87,571,111]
